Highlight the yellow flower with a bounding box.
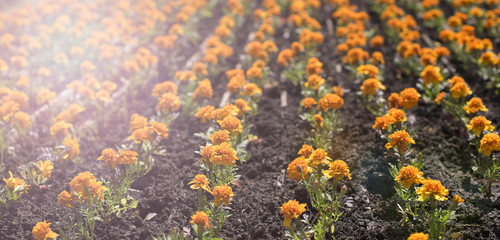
[212,185,234,206]
[467,116,495,136]
[361,78,385,96]
[62,134,80,161]
[307,148,331,167]
[280,200,306,227]
[210,142,238,166]
[323,160,352,181]
[3,171,28,191]
[408,232,429,240]
[399,88,420,109]
[463,97,487,114]
[36,89,56,106]
[218,115,242,136]
[36,160,53,179]
[394,165,424,189]
[188,174,211,192]
[416,179,449,201]
[210,130,231,145]
[385,130,415,154]
[479,133,500,156]
[195,105,215,123]
[190,211,211,232]
[32,221,58,240]
[287,156,312,181]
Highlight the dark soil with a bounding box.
[1,0,500,239]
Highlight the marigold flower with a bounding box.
[323,160,352,181]
[317,93,343,111]
[420,66,443,85]
[212,185,234,206]
[200,145,215,163]
[357,64,379,78]
[150,121,169,138]
[69,172,107,202]
[387,108,407,122]
[408,232,429,240]
[246,66,263,79]
[306,58,323,76]
[387,93,402,109]
[97,148,119,169]
[287,156,312,181]
[32,221,58,240]
[464,97,487,114]
[3,171,27,191]
[157,92,181,112]
[304,74,325,90]
[129,113,148,131]
[55,104,85,123]
[416,179,449,201]
[385,130,415,154]
[213,104,239,121]
[434,92,446,104]
[241,83,262,97]
[479,133,500,156]
[298,144,314,158]
[302,97,317,108]
[218,115,242,136]
[36,89,56,106]
[0,100,19,121]
[190,211,211,232]
[195,105,215,123]
[449,82,472,99]
[235,98,251,115]
[308,148,331,167]
[152,81,177,97]
[399,88,420,109]
[373,115,396,130]
[10,91,29,108]
[117,149,138,165]
[332,85,344,97]
[62,134,80,161]
[467,116,495,136]
[13,111,31,129]
[188,174,211,192]
[210,130,231,145]
[58,190,76,208]
[193,78,213,100]
[361,78,385,96]
[36,160,53,179]
[395,165,424,188]
[210,142,238,166]
[281,200,306,227]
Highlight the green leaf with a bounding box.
[129,200,139,209]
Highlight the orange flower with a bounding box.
[332,85,344,97]
[408,232,429,240]
[218,115,242,136]
[304,74,325,90]
[387,93,402,109]
[235,99,251,115]
[58,190,76,208]
[36,160,53,179]
[287,156,312,181]
[399,88,420,109]
[463,97,487,114]
[210,130,231,145]
[416,179,449,201]
[69,172,107,202]
[152,81,177,97]
[212,185,234,206]
[306,58,323,76]
[210,142,238,165]
[467,116,495,136]
[387,108,407,123]
[372,115,396,130]
[190,211,211,232]
[246,66,263,79]
[479,133,500,156]
[129,113,148,131]
[307,148,331,167]
[188,174,211,192]
[157,92,181,112]
[280,200,306,227]
[195,105,215,123]
[241,83,262,97]
[36,89,56,106]
[193,78,213,100]
[323,160,352,181]
[357,64,379,78]
[361,78,385,96]
[449,82,472,98]
[62,134,80,161]
[317,93,343,111]
[32,221,58,240]
[97,148,119,169]
[420,66,443,85]
[3,171,27,191]
[297,144,314,158]
[385,130,415,154]
[150,121,169,138]
[13,111,31,129]
[434,92,446,104]
[395,165,424,188]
